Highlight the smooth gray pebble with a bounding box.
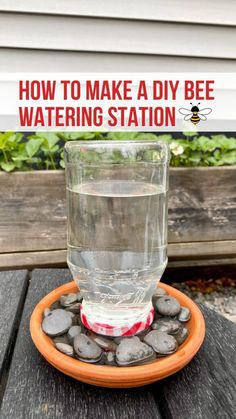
[116,336,154,366]
[55,342,74,357]
[53,334,70,345]
[155,296,181,316]
[65,302,81,314]
[178,307,191,322]
[90,334,118,352]
[175,327,189,345]
[151,318,181,334]
[42,309,72,337]
[144,330,178,355]
[68,325,82,343]
[104,351,117,366]
[43,308,51,318]
[60,293,78,307]
[74,334,102,363]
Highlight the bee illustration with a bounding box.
[178,103,212,125]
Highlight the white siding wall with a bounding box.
[0,0,236,72]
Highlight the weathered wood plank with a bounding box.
[157,305,236,419]
[1,0,236,26]
[168,241,236,259]
[0,171,67,253]
[0,168,235,254]
[0,168,235,268]
[169,167,236,243]
[168,257,236,269]
[0,250,236,271]
[0,243,236,270]
[0,270,29,402]
[0,269,162,419]
[1,12,236,59]
[0,250,67,270]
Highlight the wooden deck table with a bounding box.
[0,269,235,419]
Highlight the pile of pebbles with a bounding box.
[42,288,191,367]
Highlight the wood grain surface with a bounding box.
[0,269,235,418]
[0,269,162,419]
[156,305,236,419]
[168,167,236,243]
[0,251,236,273]
[0,270,29,404]
[1,244,236,271]
[0,168,235,269]
[0,171,67,253]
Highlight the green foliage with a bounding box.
[167,134,236,167]
[59,132,104,141]
[0,132,24,172]
[28,132,61,169]
[0,131,235,172]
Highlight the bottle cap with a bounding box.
[80,305,154,337]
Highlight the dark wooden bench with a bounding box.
[0,268,235,419]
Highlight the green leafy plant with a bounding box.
[28,132,61,169]
[59,132,104,141]
[0,132,24,172]
[167,134,236,167]
[0,131,235,172]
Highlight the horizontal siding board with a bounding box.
[1,48,236,72]
[1,13,236,59]
[1,0,236,26]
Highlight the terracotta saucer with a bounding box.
[30,281,205,388]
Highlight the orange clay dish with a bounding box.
[30,281,205,388]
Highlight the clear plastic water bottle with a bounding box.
[64,140,170,336]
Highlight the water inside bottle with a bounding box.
[67,180,168,325]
